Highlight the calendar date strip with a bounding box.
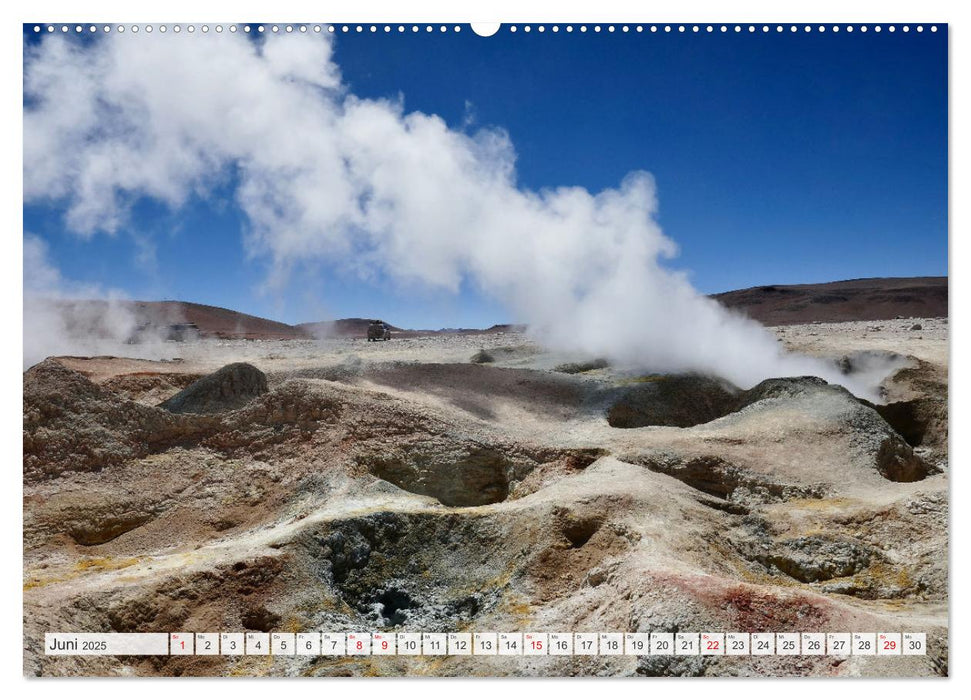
[45,631,927,657]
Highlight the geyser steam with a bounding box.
[24,31,884,397]
[22,234,182,367]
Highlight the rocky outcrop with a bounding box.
[159,362,268,414]
[469,349,494,364]
[759,536,876,583]
[356,438,593,507]
[23,359,211,482]
[554,358,609,374]
[624,453,828,505]
[23,360,330,483]
[606,375,740,428]
[364,442,512,506]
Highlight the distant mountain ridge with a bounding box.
[47,277,947,341]
[128,300,309,340]
[711,276,947,326]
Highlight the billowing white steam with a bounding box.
[24,31,884,397]
[23,234,179,366]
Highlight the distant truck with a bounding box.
[367,320,392,341]
[126,322,200,344]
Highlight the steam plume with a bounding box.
[23,234,179,366]
[24,31,885,397]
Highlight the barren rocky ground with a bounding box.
[23,318,948,677]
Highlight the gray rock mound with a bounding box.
[554,358,609,374]
[736,376,830,405]
[606,375,741,428]
[469,349,494,364]
[159,362,268,414]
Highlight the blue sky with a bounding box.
[23,25,947,328]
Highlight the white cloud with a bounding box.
[23,31,880,396]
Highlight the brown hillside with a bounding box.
[52,300,310,340]
[712,277,947,326]
[134,301,310,339]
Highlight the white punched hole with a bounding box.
[471,23,500,37]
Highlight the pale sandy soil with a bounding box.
[56,316,948,383]
[777,317,948,369]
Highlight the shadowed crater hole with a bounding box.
[367,588,418,626]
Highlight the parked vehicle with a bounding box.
[367,320,392,341]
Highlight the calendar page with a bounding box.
[21,12,948,680]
